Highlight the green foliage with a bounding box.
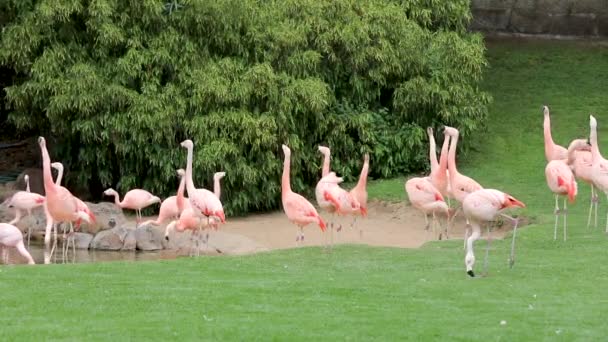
[0,0,490,215]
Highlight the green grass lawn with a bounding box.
[3,38,608,340]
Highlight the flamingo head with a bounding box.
[501,194,526,209]
[318,146,330,156]
[176,169,185,177]
[590,115,598,129]
[51,162,63,172]
[165,221,176,241]
[426,126,433,137]
[543,105,549,116]
[214,210,226,223]
[363,153,369,163]
[151,196,161,204]
[103,188,117,197]
[282,144,291,157]
[180,139,194,149]
[38,136,46,147]
[214,171,226,181]
[569,138,591,152]
[24,174,29,183]
[443,126,459,137]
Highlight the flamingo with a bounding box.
[3,175,45,245]
[315,146,359,235]
[568,140,598,228]
[426,127,451,203]
[545,139,590,241]
[0,223,35,265]
[405,177,449,240]
[51,162,96,231]
[463,189,525,277]
[180,139,226,225]
[349,153,370,236]
[281,144,326,243]
[103,188,161,226]
[140,169,186,227]
[444,126,483,243]
[543,105,568,162]
[165,170,226,255]
[38,137,90,260]
[589,115,608,232]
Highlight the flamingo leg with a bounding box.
[499,214,520,268]
[563,197,568,242]
[553,194,560,240]
[482,221,494,276]
[593,186,599,228]
[588,185,595,229]
[465,224,481,277]
[2,246,8,264]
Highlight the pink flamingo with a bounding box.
[165,170,226,255]
[103,188,161,226]
[405,177,449,240]
[463,189,525,277]
[180,139,226,225]
[349,153,370,236]
[51,162,96,230]
[426,127,451,203]
[444,126,483,242]
[38,137,90,259]
[543,105,568,162]
[589,115,608,232]
[140,169,186,227]
[568,140,598,228]
[315,146,359,234]
[281,144,326,243]
[3,174,45,245]
[545,139,590,241]
[0,223,35,265]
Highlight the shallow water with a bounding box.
[3,242,183,265]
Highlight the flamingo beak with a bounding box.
[435,192,444,202]
[505,197,525,209]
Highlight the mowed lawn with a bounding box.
[3,38,608,340]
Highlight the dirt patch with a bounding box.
[135,200,523,252]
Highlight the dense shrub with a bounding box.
[0,0,490,215]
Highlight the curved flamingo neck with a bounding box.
[438,135,449,178]
[40,143,56,195]
[591,124,601,162]
[176,175,186,213]
[185,145,196,196]
[428,131,438,173]
[447,132,460,180]
[354,158,369,191]
[110,191,122,206]
[321,152,330,177]
[213,175,222,198]
[282,152,292,197]
[544,115,556,160]
[55,166,64,185]
[25,178,30,192]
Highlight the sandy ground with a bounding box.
[207,200,517,250]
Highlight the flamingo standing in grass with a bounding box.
[405,177,449,240]
[543,105,568,162]
[281,144,326,243]
[444,126,483,243]
[589,115,608,232]
[0,223,35,265]
[103,188,161,226]
[463,189,525,277]
[349,153,370,236]
[568,141,598,228]
[545,139,590,241]
[38,137,91,260]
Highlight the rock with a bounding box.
[135,224,166,251]
[122,229,137,251]
[80,202,128,235]
[165,229,268,256]
[90,226,134,251]
[73,232,94,249]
